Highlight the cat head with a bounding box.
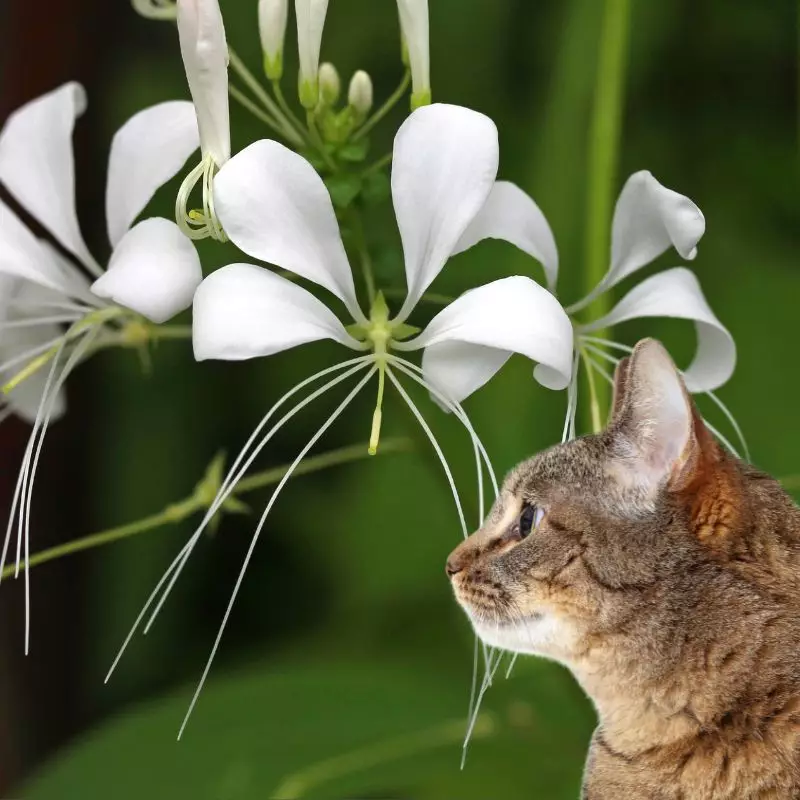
[446,338,747,668]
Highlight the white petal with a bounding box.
[192,263,358,361]
[392,104,499,319]
[397,0,430,105]
[581,267,735,392]
[259,0,289,73]
[0,199,88,298]
[407,275,574,402]
[178,0,230,165]
[295,0,329,88]
[106,101,199,247]
[0,83,97,271]
[91,218,202,323]
[452,180,559,291]
[213,139,361,318]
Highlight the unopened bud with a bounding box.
[318,62,341,105]
[348,70,373,117]
[296,0,330,109]
[259,0,288,80]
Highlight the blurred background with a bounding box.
[0,0,796,797]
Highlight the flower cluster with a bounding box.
[0,0,738,735]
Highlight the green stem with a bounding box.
[273,714,494,799]
[582,0,631,427]
[227,48,304,147]
[352,70,411,142]
[349,211,376,304]
[148,324,193,342]
[2,438,412,581]
[579,346,603,433]
[306,111,338,171]
[361,151,393,176]
[272,80,313,148]
[229,84,284,134]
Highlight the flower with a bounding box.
[113,103,573,736]
[457,169,736,444]
[318,62,341,105]
[348,70,373,118]
[397,0,431,109]
[0,82,203,651]
[258,0,288,80]
[175,0,230,240]
[295,0,330,109]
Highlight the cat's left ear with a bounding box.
[607,338,708,493]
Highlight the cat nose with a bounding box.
[445,552,467,577]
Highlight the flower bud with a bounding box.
[396,0,431,109]
[295,0,330,109]
[347,70,373,117]
[132,0,177,19]
[318,62,341,105]
[259,0,288,80]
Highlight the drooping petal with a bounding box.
[580,267,735,392]
[295,0,329,107]
[213,139,361,319]
[178,0,230,165]
[0,199,89,298]
[572,171,705,312]
[0,83,98,272]
[392,104,499,320]
[192,263,360,361]
[90,218,202,323]
[396,0,430,108]
[105,101,199,248]
[452,180,559,291]
[403,275,574,403]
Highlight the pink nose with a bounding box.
[445,553,466,577]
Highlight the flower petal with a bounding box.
[178,0,230,164]
[106,101,199,247]
[0,83,98,272]
[0,199,89,298]
[581,267,735,392]
[392,104,499,319]
[406,275,573,402]
[91,218,202,323]
[213,139,361,319]
[452,180,559,291]
[192,263,359,361]
[295,0,329,101]
[396,0,430,106]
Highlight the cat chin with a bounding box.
[470,612,573,660]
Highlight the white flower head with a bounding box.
[259,0,289,80]
[397,0,431,109]
[295,0,330,109]
[0,83,203,652]
[114,104,573,737]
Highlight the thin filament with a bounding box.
[176,366,377,739]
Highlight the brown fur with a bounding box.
[447,339,800,799]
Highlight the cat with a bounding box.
[447,338,800,799]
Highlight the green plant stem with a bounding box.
[579,345,603,433]
[227,48,304,147]
[273,713,494,799]
[306,111,338,171]
[229,84,284,134]
[582,0,631,427]
[272,80,313,148]
[148,324,193,342]
[362,151,393,176]
[349,211,376,304]
[1,438,412,581]
[352,70,411,142]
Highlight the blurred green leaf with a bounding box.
[325,173,364,209]
[338,139,371,163]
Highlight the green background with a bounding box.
[0,0,797,797]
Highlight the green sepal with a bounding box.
[345,322,369,341]
[325,173,363,209]
[410,88,432,110]
[338,138,369,163]
[390,322,421,341]
[369,291,390,323]
[263,52,283,81]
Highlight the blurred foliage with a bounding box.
[5,0,797,796]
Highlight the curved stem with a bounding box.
[361,152,392,176]
[581,0,631,426]
[272,80,312,147]
[229,84,284,134]
[0,438,411,581]
[352,70,411,142]
[306,111,338,171]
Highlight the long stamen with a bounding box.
[368,363,386,456]
[0,315,82,330]
[177,367,378,739]
[175,156,226,242]
[706,390,750,461]
[0,334,67,380]
[562,350,581,443]
[106,359,373,679]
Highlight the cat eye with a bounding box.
[518,503,545,539]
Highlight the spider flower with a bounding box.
[0,82,202,651]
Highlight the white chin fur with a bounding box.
[471,613,571,660]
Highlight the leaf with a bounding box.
[324,173,363,209]
[361,171,391,206]
[26,657,592,799]
[338,139,370,163]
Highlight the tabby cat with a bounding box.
[447,339,800,799]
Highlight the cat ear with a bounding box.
[607,338,700,492]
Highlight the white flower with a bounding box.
[111,103,574,736]
[0,83,203,652]
[397,0,431,108]
[175,0,230,240]
[348,70,373,117]
[295,0,329,108]
[457,169,736,444]
[258,0,288,80]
